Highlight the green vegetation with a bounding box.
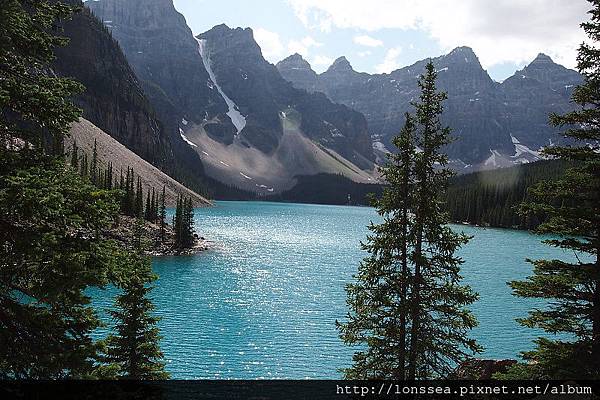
[103,233,169,379]
[173,194,196,249]
[268,173,384,205]
[0,0,166,379]
[338,62,480,379]
[445,160,569,229]
[500,0,600,379]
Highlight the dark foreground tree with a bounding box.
[502,0,600,379]
[0,0,125,378]
[104,238,169,379]
[338,62,480,379]
[0,0,167,378]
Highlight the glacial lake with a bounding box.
[93,201,578,379]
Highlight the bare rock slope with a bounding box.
[68,118,211,207]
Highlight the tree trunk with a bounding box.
[408,226,423,379]
[397,218,408,379]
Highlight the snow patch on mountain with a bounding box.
[484,149,503,168]
[196,38,246,135]
[239,172,253,180]
[510,134,540,159]
[179,128,197,147]
[372,141,390,153]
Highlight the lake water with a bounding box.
[93,201,578,379]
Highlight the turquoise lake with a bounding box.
[93,201,577,379]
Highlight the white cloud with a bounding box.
[288,36,323,57]
[288,0,589,69]
[311,55,335,67]
[376,47,403,73]
[354,35,383,47]
[253,28,284,60]
[357,50,372,57]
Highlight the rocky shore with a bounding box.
[106,215,211,257]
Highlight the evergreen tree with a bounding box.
[159,186,166,242]
[70,140,79,169]
[91,138,98,185]
[338,62,480,379]
[0,0,130,378]
[174,195,183,248]
[173,195,196,249]
[104,233,169,380]
[503,0,600,379]
[144,190,151,221]
[134,177,143,218]
[183,197,196,248]
[80,152,88,178]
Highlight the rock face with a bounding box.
[88,0,377,193]
[53,0,210,194]
[68,118,211,207]
[54,1,171,168]
[86,0,227,126]
[277,49,583,169]
[195,24,375,164]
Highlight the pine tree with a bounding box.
[144,190,151,221]
[159,186,166,242]
[183,197,196,248]
[150,188,156,222]
[80,152,88,178]
[338,62,480,379]
[91,138,98,185]
[0,0,132,378]
[503,0,600,379]
[104,234,169,380]
[174,195,183,248]
[70,140,79,169]
[135,177,143,218]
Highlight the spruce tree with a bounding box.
[70,140,79,169]
[159,186,166,242]
[91,138,98,185]
[144,190,151,221]
[174,195,183,248]
[0,0,130,378]
[104,235,169,380]
[503,0,600,379]
[338,62,480,379]
[135,177,143,218]
[80,152,88,178]
[184,197,196,248]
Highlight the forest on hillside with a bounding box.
[444,160,569,229]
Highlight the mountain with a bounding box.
[277,49,583,170]
[68,118,211,206]
[87,0,377,193]
[53,0,211,195]
[85,0,227,128]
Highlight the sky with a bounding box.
[172,0,590,81]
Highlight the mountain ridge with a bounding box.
[88,0,379,194]
[277,48,582,170]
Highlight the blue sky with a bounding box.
[173,0,589,81]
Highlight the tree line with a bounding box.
[70,139,197,249]
[444,160,570,229]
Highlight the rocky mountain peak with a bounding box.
[530,53,554,65]
[513,52,581,90]
[327,56,354,73]
[444,46,481,66]
[276,53,313,70]
[199,24,261,57]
